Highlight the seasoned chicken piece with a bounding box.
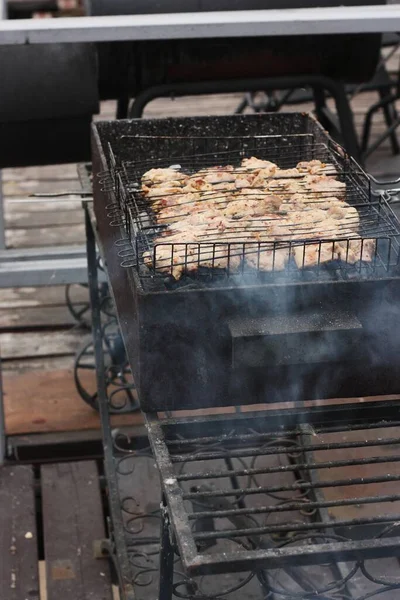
[273,168,301,178]
[142,168,187,186]
[222,196,281,218]
[297,160,325,173]
[151,192,202,214]
[222,199,259,218]
[279,192,309,212]
[210,230,259,244]
[327,204,360,232]
[169,210,230,234]
[235,187,268,198]
[304,175,346,199]
[245,242,290,271]
[301,195,344,210]
[290,216,341,268]
[245,212,283,226]
[145,233,213,279]
[263,195,282,211]
[212,182,236,191]
[293,240,338,268]
[142,182,184,198]
[266,221,293,236]
[139,156,358,278]
[145,230,245,278]
[286,209,328,228]
[233,189,282,209]
[195,244,242,272]
[156,199,216,223]
[296,160,337,176]
[234,173,257,188]
[183,178,214,192]
[196,165,236,184]
[265,179,292,194]
[241,158,277,174]
[252,169,287,188]
[204,183,236,207]
[164,242,243,276]
[146,185,183,200]
[334,236,375,263]
[156,179,186,189]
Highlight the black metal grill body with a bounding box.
[92,114,400,413]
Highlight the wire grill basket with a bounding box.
[101,133,400,288]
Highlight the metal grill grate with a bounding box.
[101,134,400,287]
[146,402,400,580]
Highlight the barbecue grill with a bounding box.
[88,112,400,599]
[92,113,400,414]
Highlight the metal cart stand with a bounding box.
[85,196,400,600]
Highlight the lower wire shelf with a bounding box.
[110,406,400,600]
[86,199,400,600]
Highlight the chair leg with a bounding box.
[234,93,250,114]
[313,86,330,130]
[378,85,400,154]
[312,86,343,146]
[330,82,361,163]
[361,92,400,156]
[363,113,400,159]
[116,96,130,119]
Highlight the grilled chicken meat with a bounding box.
[140,158,373,279]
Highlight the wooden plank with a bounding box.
[41,461,113,600]
[6,225,85,248]
[4,368,143,434]
[5,198,84,229]
[0,305,79,329]
[3,163,78,182]
[0,465,40,600]
[9,424,146,454]
[6,210,83,229]
[6,198,83,212]
[0,330,85,359]
[3,178,80,197]
[2,363,396,437]
[93,100,116,121]
[0,285,88,309]
[144,93,245,118]
[2,356,81,374]
[314,427,400,521]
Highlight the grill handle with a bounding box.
[370,174,400,203]
[228,307,363,369]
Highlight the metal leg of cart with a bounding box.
[159,496,175,600]
[85,201,136,600]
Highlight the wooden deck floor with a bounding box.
[3,77,400,435]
